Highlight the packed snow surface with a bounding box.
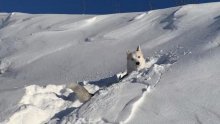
[1,2,220,124]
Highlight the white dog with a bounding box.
[127,46,148,74]
[69,46,149,102]
[68,83,92,103]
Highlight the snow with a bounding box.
[4,85,83,124]
[1,2,220,124]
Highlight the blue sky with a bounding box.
[0,0,219,14]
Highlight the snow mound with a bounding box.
[6,85,82,124]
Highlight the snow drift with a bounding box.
[1,2,220,124]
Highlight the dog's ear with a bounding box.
[136,45,141,51]
[126,50,130,55]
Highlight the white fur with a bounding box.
[68,83,92,103]
[127,46,148,74]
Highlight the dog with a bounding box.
[68,83,92,103]
[68,46,149,103]
[127,45,148,74]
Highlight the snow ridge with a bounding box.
[0,13,12,29]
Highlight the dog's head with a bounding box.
[127,46,146,73]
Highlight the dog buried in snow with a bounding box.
[68,46,150,103]
[126,45,149,74]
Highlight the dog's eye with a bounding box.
[131,58,134,61]
[138,56,140,58]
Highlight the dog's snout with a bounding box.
[136,62,140,65]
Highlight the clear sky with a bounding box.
[0,0,219,14]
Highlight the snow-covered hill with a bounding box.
[1,2,220,124]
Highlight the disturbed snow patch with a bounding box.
[56,57,174,124]
[0,59,11,74]
[6,85,82,124]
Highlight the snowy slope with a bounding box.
[1,2,220,124]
